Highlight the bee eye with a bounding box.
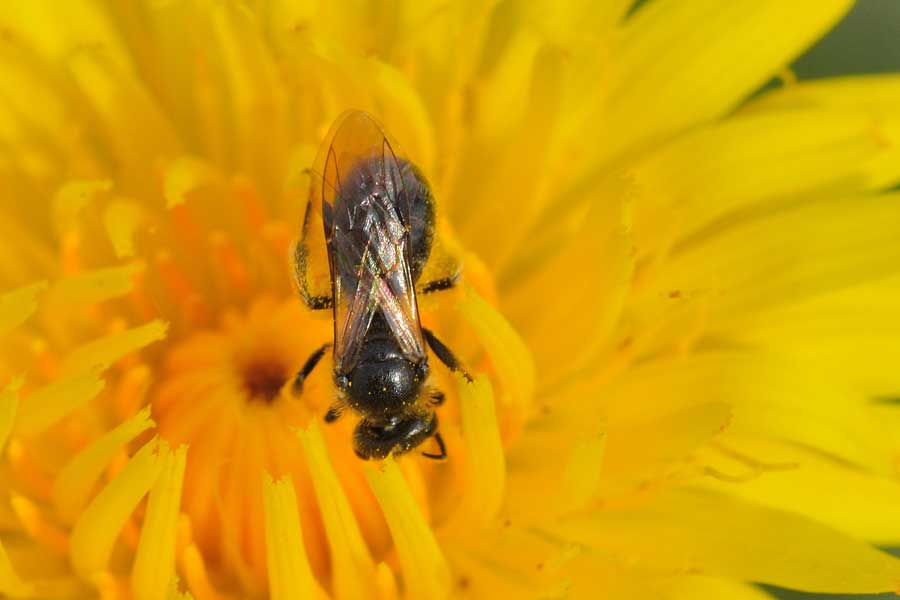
[335,374,350,390]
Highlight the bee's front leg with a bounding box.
[293,343,332,395]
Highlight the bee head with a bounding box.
[353,411,438,460]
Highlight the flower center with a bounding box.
[241,358,289,403]
[132,188,516,597]
[151,297,347,593]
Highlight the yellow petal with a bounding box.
[547,488,900,594]
[261,474,327,600]
[453,46,565,271]
[597,353,892,472]
[67,52,179,192]
[504,383,607,522]
[366,456,450,599]
[369,58,436,175]
[14,371,105,436]
[525,0,632,41]
[209,2,289,196]
[631,109,900,255]
[747,73,900,113]
[558,433,607,516]
[646,193,900,331]
[62,319,168,375]
[602,401,731,486]
[457,285,535,411]
[70,438,162,578]
[0,384,18,453]
[132,442,189,600]
[167,583,195,600]
[0,538,33,598]
[605,0,853,160]
[297,423,376,600]
[53,406,156,522]
[458,375,506,524]
[0,1,128,65]
[445,526,575,599]
[662,575,775,600]
[697,435,900,545]
[504,182,633,385]
[52,179,113,233]
[162,157,219,209]
[724,277,900,396]
[104,200,143,258]
[48,262,144,307]
[0,282,46,336]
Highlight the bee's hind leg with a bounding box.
[293,343,332,395]
[423,328,473,382]
[302,295,333,311]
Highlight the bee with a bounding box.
[293,110,471,460]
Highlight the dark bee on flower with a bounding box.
[293,110,471,460]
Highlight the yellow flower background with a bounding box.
[2,1,900,599]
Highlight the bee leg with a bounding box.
[422,328,473,382]
[419,274,458,295]
[293,343,332,395]
[324,403,344,423]
[429,389,445,407]
[421,431,447,460]
[293,242,334,310]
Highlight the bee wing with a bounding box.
[318,111,427,373]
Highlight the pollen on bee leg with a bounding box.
[70,437,163,578]
[297,422,376,600]
[132,442,188,600]
[365,456,451,600]
[457,375,506,525]
[261,473,328,600]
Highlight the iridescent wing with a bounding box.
[316,111,427,374]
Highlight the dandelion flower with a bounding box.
[2,1,900,599]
